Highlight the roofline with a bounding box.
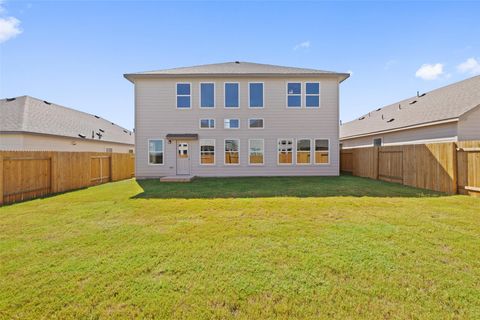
[339,118,459,140]
[0,131,135,146]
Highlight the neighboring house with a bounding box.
[0,96,134,153]
[340,75,480,148]
[124,61,349,178]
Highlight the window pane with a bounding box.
[225,83,239,107]
[149,140,163,164]
[287,83,301,94]
[297,139,311,151]
[249,83,263,107]
[225,140,239,151]
[177,96,190,108]
[225,119,239,128]
[306,95,319,107]
[297,139,311,164]
[149,153,163,164]
[288,95,301,107]
[278,139,293,164]
[149,140,163,152]
[200,119,209,128]
[249,139,264,164]
[315,139,329,151]
[249,119,263,128]
[306,83,319,94]
[225,139,239,164]
[200,139,215,164]
[209,119,215,127]
[201,83,214,108]
[315,139,329,164]
[177,83,190,95]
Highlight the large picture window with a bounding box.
[200,139,215,165]
[297,139,311,164]
[278,139,293,164]
[249,139,264,165]
[225,139,240,165]
[148,139,164,164]
[306,82,320,108]
[225,83,239,108]
[249,83,264,108]
[315,139,329,164]
[176,83,191,109]
[287,82,301,108]
[200,83,215,108]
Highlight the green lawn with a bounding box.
[1,176,479,319]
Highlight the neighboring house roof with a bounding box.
[340,75,480,139]
[124,61,350,82]
[0,96,134,145]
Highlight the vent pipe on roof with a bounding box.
[235,61,240,64]
[6,98,16,102]
[382,114,384,120]
[398,104,401,110]
[92,130,95,139]
[417,91,419,97]
[43,100,51,105]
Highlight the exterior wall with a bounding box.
[341,122,458,149]
[0,133,134,153]
[458,105,480,141]
[134,77,340,178]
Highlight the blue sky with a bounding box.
[1,1,480,130]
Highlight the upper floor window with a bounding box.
[249,83,264,108]
[200,119,215,129]
[176,83,191,109]
[200,83,215,108]
[248,118,264,129]
[287,82,301,108]
[224,118,240,129]
[225,83,239,108]
[306,82,320,108]
[148,139,164,165]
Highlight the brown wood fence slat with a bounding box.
[1,151,135,205]
[341,141,479,195]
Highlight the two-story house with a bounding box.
[124,62,349,179]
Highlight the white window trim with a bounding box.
[199,118,215,129]
[314,138,330,165]
[148,138,165,166]
[296,138,312,165]
[277,138,294,165]
[286,82,302,108]
[199,139,216,166]
[248,139,265,166]
[199,82,216,109]
[248,118,264,129]
[224,118,240,129]
[248,82,264,109]
[176,82,192,110]
[305,82,321,108]
[224,82,240,109]
[224,138,240,166]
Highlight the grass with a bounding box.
[0,176,479,319]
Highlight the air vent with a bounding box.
[235,61,240,64]
[410,100,417,105]
[43,101,52,105]
[99,128,105,133]
[359,116,365,120]
[419,93,426,97]
[111,122,115,125]
[387,118,395,123]
[6,98,16,102]
[94,115,100,119]
[376,108,382,111]
[78,134,86,139]
[123,129,128,133]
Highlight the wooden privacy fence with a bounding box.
[340,140,480,196]
[0,151,135,205]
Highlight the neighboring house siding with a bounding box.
[0,133,134,153]
[341,122,458,148]
[458,105,480,141]
[135,77,340,178]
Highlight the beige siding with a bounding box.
[458,105,480,141]
[341,122,458,149]
[0,133,134,153]
[134,77,340,178]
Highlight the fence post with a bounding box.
[452,142,458,194]
[0,155,3,206]
[373,146,379,180]
[50,153,57,193]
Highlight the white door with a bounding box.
[176,142,190,175]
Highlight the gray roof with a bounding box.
[340,75,480,139]
[125,61,350,81]
[0,96,134,145]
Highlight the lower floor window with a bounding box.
[278,139,293,164]
[249,139,264,165]
[200,139,215,165]
[297,139,311,164]
[225,139,240,164]
[149,139,164,164]
[315,139,329,164]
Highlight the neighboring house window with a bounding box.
[248,118,264,129]
[314,139,329,164]
[200,118,215,129]
[176,83,191,109]
[225,139,240,165]
[105,148,113,153]
[200,83,215,108]
[249,83,264,108]
[149,139,164,164]
[297,139,311,164]
[287,82,301,108]
[373,138,382,146]
[224,118,240,129]
[278,139,293,164]
[249,139,264,165]
[200,139,215,165]
[225,83,239,108]
[305,82,320,108]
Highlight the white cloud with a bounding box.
[415,63,444,80]
[457,58,480,75]
[0,16,21,43]
[294,41,310,51]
